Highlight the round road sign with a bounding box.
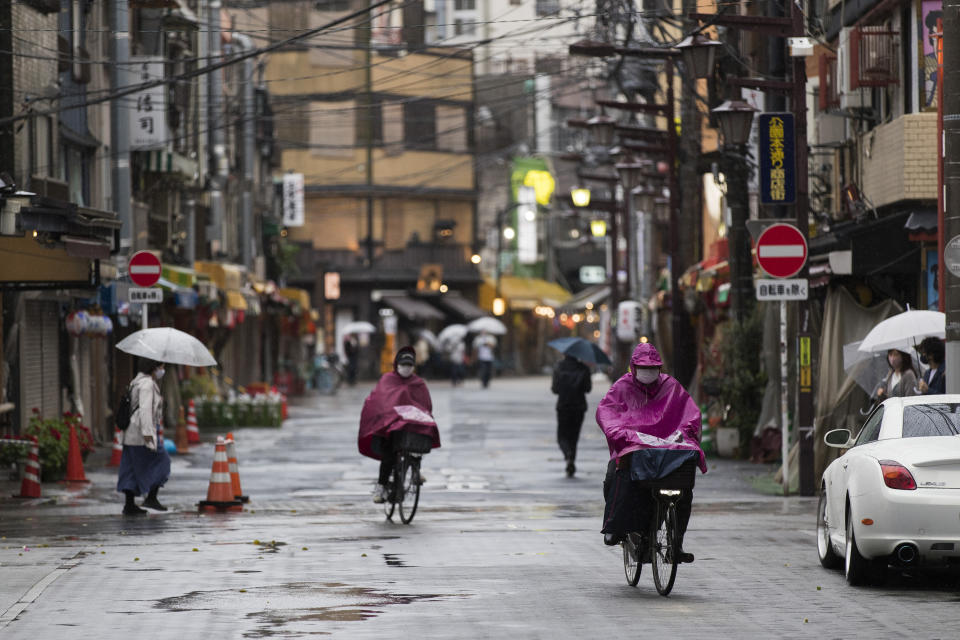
[128,251,162,288]
[756,223,808,279]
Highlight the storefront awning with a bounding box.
[194,261,246,290]
[161,264,196,288]
[479,276,571,311]
[226,290,248,311]
[561,284,610,311]
[381,295,445,321]
[904,208,937,234]
[278,287,311,309]
[436,293,486,320]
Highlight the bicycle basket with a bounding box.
[630,449,698,490]
[390,430,433,453]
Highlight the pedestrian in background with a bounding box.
[916,336,946,395]
[448,339,466,386]
[473,330,496,388]
[343,334,359,386]
[551,354,592,477]
[875,348,917,399]
[118,358,170,515]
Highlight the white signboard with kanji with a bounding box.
[755,279,809,301]
[282,173,305,227]
[129,57,167,150]
[517,186,538,265]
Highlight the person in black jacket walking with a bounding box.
[551,354,592,477]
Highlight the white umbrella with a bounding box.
[116,327,217,367]
[467,316,507,335]
[857,310,944,354]
[417,329,440,349]
[438,324,468,345]
[342,321,376,335]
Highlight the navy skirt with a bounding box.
[117,445,171,495]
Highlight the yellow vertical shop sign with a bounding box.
[799,336,812,391]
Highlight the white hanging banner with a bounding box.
[282,173,305,227]
[129,57,167,150]
[517,186,538,265]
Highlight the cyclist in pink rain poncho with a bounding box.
[596,342,704,562]
[359,346,440,503]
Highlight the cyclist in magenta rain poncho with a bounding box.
[596,342,704,562]
[359,346,440,503]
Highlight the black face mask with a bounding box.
[920,354,929,365]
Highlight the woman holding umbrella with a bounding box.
[115,327,218,515]
[118,358,170,515]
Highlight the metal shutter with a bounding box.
[20,302,44,428]
[40,302,60,417]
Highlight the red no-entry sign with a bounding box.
[128,251,162,288]
[756,223,807,279]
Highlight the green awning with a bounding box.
[161,264,196,288]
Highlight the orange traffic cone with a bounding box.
[198,437,243,512]
[14,437,41,498]
[63,424,89,483]
[186,399,200,444]
[107,428,123,467]
[225,432,249,503]
[175,406,190,454]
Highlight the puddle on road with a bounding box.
[382,553,412,567]
[154,581,467,635]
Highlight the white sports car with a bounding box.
[817,395,960,585]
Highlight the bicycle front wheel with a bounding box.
[622,533,641,586]
[398,455,421,524]
[651,500,679,596]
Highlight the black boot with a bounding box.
[123,491,147,516]
[142,487,167,511]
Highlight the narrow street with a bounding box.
[2,377,958,639]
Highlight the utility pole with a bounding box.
[111,0,132,252]
[674,0,702,387]
[943,0,960,393]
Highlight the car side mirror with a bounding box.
[824,428,852,448]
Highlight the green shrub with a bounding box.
[719,307,768,457]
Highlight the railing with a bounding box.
[850,26,898,88]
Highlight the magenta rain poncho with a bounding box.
[595,343,707,473]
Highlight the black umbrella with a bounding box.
[547,337,612,366]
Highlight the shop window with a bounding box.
[404,101,436,149]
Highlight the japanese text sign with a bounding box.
[758,112,795,205]
[129,57,167,150]
[282,173,305,227]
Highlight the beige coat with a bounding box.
[122,372,163,448]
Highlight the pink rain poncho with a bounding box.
[358,347,441,460]
[595,343,706,473]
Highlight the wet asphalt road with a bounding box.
[2,376,960,639]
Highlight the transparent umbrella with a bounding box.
[342,321,376,335]
[438,324,468,345]
[116,327,217,367]
[843,340,888,397]
[858,310,944,354]
[467,316,507,335]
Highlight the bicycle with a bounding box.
[620,458,696,596]
[382,430,432,524]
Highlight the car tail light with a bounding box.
[879,460,917,490]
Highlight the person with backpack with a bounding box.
[551,353,592,477]
[117,358,171,515]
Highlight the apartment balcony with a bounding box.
[860,113,937,208]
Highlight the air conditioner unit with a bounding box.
[838,28,872,110]
[817,112,845,144]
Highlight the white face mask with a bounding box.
[397,364,414,378]
[634,369,659,385]
[154,367,165,381]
